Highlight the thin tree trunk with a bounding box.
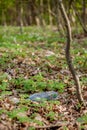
[33,0,43,26]
[82,0,86,27]
[48,0,53,26]
[2,10,7,26]
[54,0,64,35]
[58,0,85,106]
[40,0,46,26]
[19,1,23,34]
[68,0,74,17]
[28,1,33,25]
[29,1,36,25]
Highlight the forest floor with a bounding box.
[0,26,87,130]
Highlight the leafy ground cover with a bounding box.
[0,26,87,130]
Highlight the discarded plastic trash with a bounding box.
[29,91,58,102]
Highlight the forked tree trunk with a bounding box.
[58,0,85,106]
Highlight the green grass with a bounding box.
[0,26,87,125]
[0,26,86,93]
[9,74,65,93]
[77,114,87,129]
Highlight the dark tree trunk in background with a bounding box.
[2,10,7,26]
[68,0,74,16]
[35,0,44,26]
[48,0,53,26]
[29,1,36,25]
[54,0,64,35]
[82,0,86,27]
[58,0,85,106]
[0,0,86,27]
[30,0,41,26]
[19,1,23,34]
[40,0,46,26]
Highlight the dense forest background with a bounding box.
[0,0,87,30]
[0,0,87,129]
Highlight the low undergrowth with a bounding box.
[0,26,87,129]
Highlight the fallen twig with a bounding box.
[29,122,69,130]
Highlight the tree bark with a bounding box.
[58,0,85,106]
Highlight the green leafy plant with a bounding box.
[23,79,36,92]
[0,91,12,98]
[28,127,35,130]
[48,80,65,92]
[46,111,55,121]
[0,74,9,91]
[33,119,44,126]
[10,77,24,88]
[77,114,87,124]
[80,77,87,86]
[7,107,28,121]
[0,82,8,91]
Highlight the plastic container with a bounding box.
[29,91,58,102]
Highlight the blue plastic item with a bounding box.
[29,91,58,102]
